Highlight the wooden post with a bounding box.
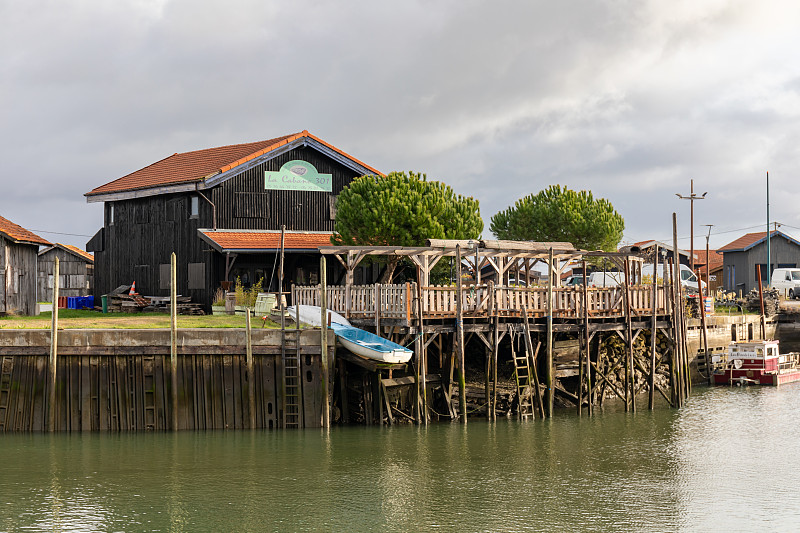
[416,277,427,425]
[582,260,591,415]
[649,245,659,409]
[455,244,467,423]
[623,258,635,413]
[757,264,766,340]
[170,252,178,430]
[546,248,554,418]
[320,256,330,428]
[246,309,255,429]
[374,283,381,334]
[48,257,59,432]
[490,281,498,419]
[671,214,683,407]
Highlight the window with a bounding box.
[159,264,171,290]
[135,204,149,224]
[188,263,205,290]
[109,203,115,226]
[755,264,769,282]
[190,196,199,218]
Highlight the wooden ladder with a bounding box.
[143,355,156,430]
[0,356,13,431]
[282,328,302,428]
[511,335,535,419]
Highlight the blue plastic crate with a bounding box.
[67,297,79,309]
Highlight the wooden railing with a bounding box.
[293,283,671,323]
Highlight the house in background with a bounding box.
[694,249,723,293]
[0,215,51,315]
[84,130,382,308]
[37,243,94,303]
[718,230,800,294]
[631,240,694,266]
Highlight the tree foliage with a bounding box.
[489,185,624,251]
[334,171,483,281]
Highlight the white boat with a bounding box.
[285,305,351,327]
[330,323,413,364]
[286,305,412,364]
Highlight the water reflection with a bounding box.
[3,387,800,531]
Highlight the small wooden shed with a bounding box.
[0,215,51,315]
[37,243,94,302]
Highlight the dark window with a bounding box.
[135,204,149,224]
[190,196,199,218]
[234,193,269,218]
[159,264,171,290]
[755,264,770,282]
[133,265,149,292]
[188,263,205,290]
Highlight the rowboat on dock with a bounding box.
[712,339,800,386]
[287,305,413,364]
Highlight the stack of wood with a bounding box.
[105,285,204,315]
[106,285,148,313]
[745,287,779,316]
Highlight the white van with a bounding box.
[641,263,705,294]
[770,268,800,299]
[587,271,622,287]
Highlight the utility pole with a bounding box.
[767,172,770,287]
[676,179,707,272]
[703,224,713,291]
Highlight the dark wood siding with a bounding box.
[91,193,214,306]
[212,146,363,231]
[91,145,368,307]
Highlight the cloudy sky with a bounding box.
[2,0,800,252]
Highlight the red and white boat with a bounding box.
[712,339,800,386]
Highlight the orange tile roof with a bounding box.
[0,215,51,246]
[86,130,382,197]
[200,230,334,252]
[693,249,722,269]
[58,243,94,263]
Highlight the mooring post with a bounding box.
[582,259,591,416]
[546,248,554,418]
[48,257,59,432]
[416,278,428,425]
[649,245,659,409]
[170,252,178,430]
[320,255,330,429]
[455,244,467,423]
[623,257,635,413]
[671,214,684,407]
[246,308,255,429]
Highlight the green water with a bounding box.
[3,385,800,532]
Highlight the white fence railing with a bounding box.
[292,283,670,322]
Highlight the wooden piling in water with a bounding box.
[546,248,554,419]
[455,244,466,423]
[48,257,59,432]
[320,255,330,428]
[170,252,178,431]
[622,258,634,412]
[649,245,659,410]
[246,309,255,429]
[582,260,591,416]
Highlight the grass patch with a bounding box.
[0,310,284,329]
